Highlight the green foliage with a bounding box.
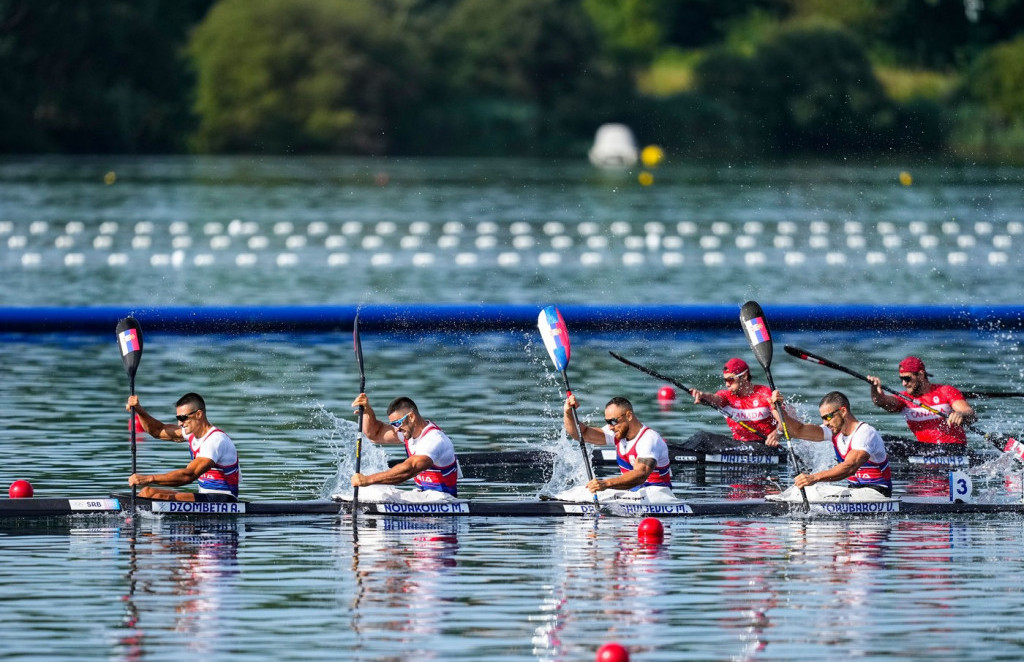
[188,0,419,153]
[0,0,211,152]
[695,26,897,154]
[966,36,1024,123]
[581,0,669,64]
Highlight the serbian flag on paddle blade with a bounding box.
[538,306,570,370]
[744,317,770,345]
[119,328,140,356]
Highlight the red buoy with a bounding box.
[638,517,664,542]
[657,385,676,401]
[596,642,630,662]
[9,480,33,499]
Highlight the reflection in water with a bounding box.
[116,518,241,661]
[347,517,462,661]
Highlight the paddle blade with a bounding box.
[739,301,773,370]
[115,317,144,378]
[353,314,365,391]
[537,306,570,372]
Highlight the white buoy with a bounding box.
[236,253,258,267]
[361,236,383,250]
[550,235,573,250]
[580,252,603,266]
[702,252,724,266]
[454,253,477,266]
[586,236,608,249]
[369,254,393,267]
[622,252,645,266]
[273,221,294,235]
[538,252,561,266]
[826,252,846,265]
[662,252,683,266]
[93,236,113,249]
[744,252,766,265]
[588,123,638,168]
[64,253,84,266]
[326,253,349,267]
[866,252,887,265]
[989,252,1008,265]
[882,236,902,249]
[276,253,299,267]
[210,236,231,249]
[497,252,521,267]
[907,252,927,265]
[247,236,269,250]
[783,252,806,265]
[438,236,459,249]
[412,253,435,267]
[512,236,535,250]
[947,252,968,265]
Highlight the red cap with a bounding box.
[723,358,749,375]
[898,356,927,374]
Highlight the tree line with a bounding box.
[1,0,1022,160]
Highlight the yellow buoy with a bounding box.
[641,145,664,168]
[104,171,117,186]
[638,171,654,187]
[899,171,912,186]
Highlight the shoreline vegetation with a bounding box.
[2,0,1023,163]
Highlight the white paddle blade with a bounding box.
[537,306,570,372]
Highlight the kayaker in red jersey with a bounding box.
[866,356,976,446]
[689,358,780,446]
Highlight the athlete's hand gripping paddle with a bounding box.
[538,306,599,508]
[740,301,809,511]
[116,317,144,516]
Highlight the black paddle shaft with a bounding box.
[739,301,810,510]
[784,344,1010,450]
[608,351,769,442]
[562,371,596,483]
[352,314,365,517]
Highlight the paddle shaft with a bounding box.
[608,352,769,442]
[129,376,137,510]
[352,316,365,518]
[785,346,1004,449]
[562,373,596,484]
